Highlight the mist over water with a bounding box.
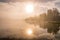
[0,1,60,40]
[0,18,56,40]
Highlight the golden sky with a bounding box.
[0,2,57,19]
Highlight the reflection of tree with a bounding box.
[25,8,60,34]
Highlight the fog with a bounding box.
[0,2,56,39]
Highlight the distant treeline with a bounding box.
[25,8,60,34]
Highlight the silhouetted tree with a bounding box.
[46,8,60,34]
[25,8,60,34]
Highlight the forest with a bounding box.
[25,8,60,34]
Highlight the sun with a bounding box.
[26,29,33,35]
[25,3,34,13]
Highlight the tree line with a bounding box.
[25,8,60,34]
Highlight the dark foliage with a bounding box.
[25,8,60,34]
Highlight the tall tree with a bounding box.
[25,8,60,34]
[46,8,60,34]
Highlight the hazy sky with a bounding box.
[0,0,60,38]
[0,0,60,19]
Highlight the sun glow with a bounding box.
[25,3,34,13]
[26,29,33,35]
